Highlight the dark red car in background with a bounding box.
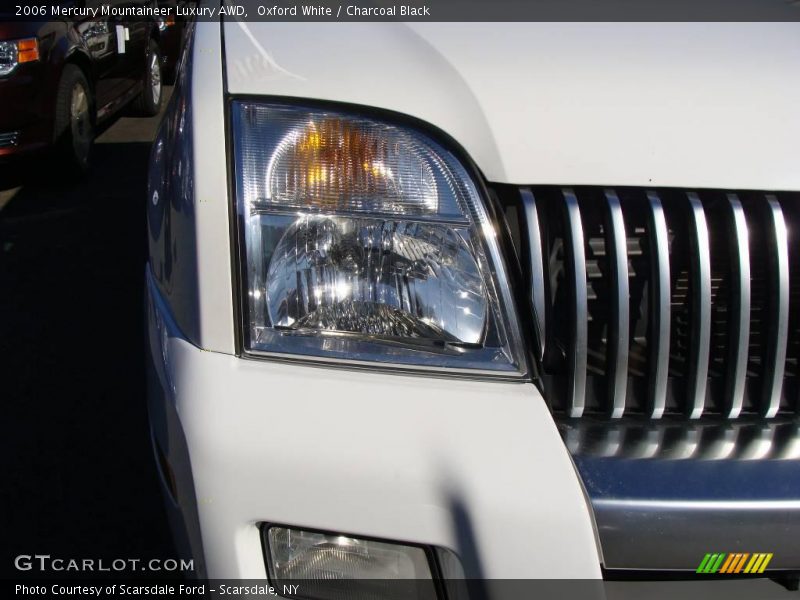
[0,2,165,172]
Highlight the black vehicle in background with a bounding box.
[0,1,166,172]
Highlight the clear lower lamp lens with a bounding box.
[266,527,438,600]
[233,103,524,375]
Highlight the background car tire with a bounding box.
[134,40,163,117]
[52,64,94,174]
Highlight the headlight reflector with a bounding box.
[233,102,524,375]
[266,216,487,344]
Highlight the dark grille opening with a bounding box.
[741,195,771,414]
[780,197,799,410]
[700,193,737,415]
[660,192,697,414]
[580,190,614,413]
[506,185,799,420]
[617,191,651,416]
[539,188,572,414]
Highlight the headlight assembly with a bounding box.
[232,102,525,377]
[0,38,39,77]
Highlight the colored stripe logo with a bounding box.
[697,553,773,574]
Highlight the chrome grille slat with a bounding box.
[562,188,588,418]
[646,191,670,419]
[604,189,629,418]
[724,194,750,419]
[516,186,796,420]
[685,192,712,419]
[761,195,789,418]
[520,188,546,362]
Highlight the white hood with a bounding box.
[223,22,800,191]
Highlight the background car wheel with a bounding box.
[53,64,94,174]
[134,40,163,117]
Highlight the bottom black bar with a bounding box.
[5,578,800,600]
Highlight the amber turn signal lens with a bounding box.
[17,38,39,64]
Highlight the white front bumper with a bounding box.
[145,268,602,580]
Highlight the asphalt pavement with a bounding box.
[1,91,175,577]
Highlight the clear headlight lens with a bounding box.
[266,527,434,581]
[265,115,452,217]
[233,102,524,375]
[0,41,19,76]
[0,39,38,77]
[266,216,486,344]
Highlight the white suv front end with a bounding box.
[145,13,800,597]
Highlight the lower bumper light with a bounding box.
[264,526,438,600]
